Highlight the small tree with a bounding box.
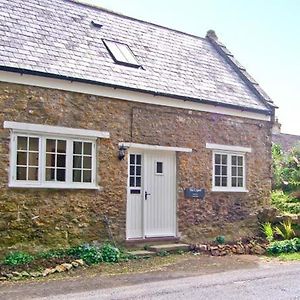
[272,143,300,192]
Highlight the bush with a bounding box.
[215,235,225,244]
[267,238,300,254]
[67,244,103,265]
[36,249,67,259]
[101,243,120,263]
[272,143,300,192]
[271,190,300,215]
[3,251,34,266]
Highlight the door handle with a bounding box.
[145,191,151,200]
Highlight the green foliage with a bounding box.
[274,219,295,240]
[272,143,300,192]
[215,235,225,244]
[271,190,300,215]
[261,222,274,242]
[101,243,120,263]
[156,250,170,257]
[67,244,103,265]
[267,238,300,254]
[36,249,67,259]
[3,251,34,266]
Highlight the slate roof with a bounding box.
[0,0,275,114]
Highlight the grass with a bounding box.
[274,252,300,261]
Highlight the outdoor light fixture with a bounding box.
[118,144,127,160]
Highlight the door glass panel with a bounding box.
[129,154,142,192]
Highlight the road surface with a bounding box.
[25,261,300,300]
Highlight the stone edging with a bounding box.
[190,242,268,256]
[0,259,85,281]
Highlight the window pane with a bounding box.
[56,169,66,181]
[136,177,141,187]
[83,170,92,182]
[73,156,82,168]
[222,166,227,175]
[46,139,56,152]
[238,178,243,187]
[136,166,141,176]
[221,155,227,164]
[73,170,81,182]
[29,138,39,151]
[17,167,26,180]
[83,156,91,169]
[17,152,27,165]
[57,155,66,168]
[221,177,227,187]
[215,165,220,175]
[215,154,220,164]
[238,156,243,166]
[28,167,38,180]
[83,143,92,155]
[73,142,82,154]
[232,167,237,176]
[136,155,141,165]
[130,154,135,165]
[46,168,55,181]
[130,166,135,176]
[156,162,163,174]
[29,152,39,166]
[232,156,237,165]
[57,140,66,153]
[46,154,55,167]
[17,137,27,150]
[215,176,221,186]
[238,167,243,176]
[232,177,237,187]
[129,176,135,187]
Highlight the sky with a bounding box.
[84,0,300,135]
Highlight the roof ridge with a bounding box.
[206,30,277,111]
[69,0,207,41]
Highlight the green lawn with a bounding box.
[272,252,300,261]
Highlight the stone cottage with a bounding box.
[0,0,277,250]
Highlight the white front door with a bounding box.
[126,150,176,239]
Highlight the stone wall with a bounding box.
[0,82,273,253]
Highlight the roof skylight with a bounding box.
[103,39,140,68]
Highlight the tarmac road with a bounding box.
[35,261,300,300]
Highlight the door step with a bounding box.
[148,243,189,253]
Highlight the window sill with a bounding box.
[211,188,249,193]
[9,182,101,190]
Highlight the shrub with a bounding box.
[3,251,34,266]
[274,219,295,240]
[67,244,103,265]
[215,235,225,244]
[36,249,67,259]
[271,190,300,215]
[272,143,300,192]
[156,250,169,257]
[262,222,274,242]
[267,238,300,254]
[101,243,120,263]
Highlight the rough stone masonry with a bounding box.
[0,82,273,253]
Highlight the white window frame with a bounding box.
[206,143,250,193]
[4,121,110,189]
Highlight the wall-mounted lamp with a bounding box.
[118,144,127,160]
